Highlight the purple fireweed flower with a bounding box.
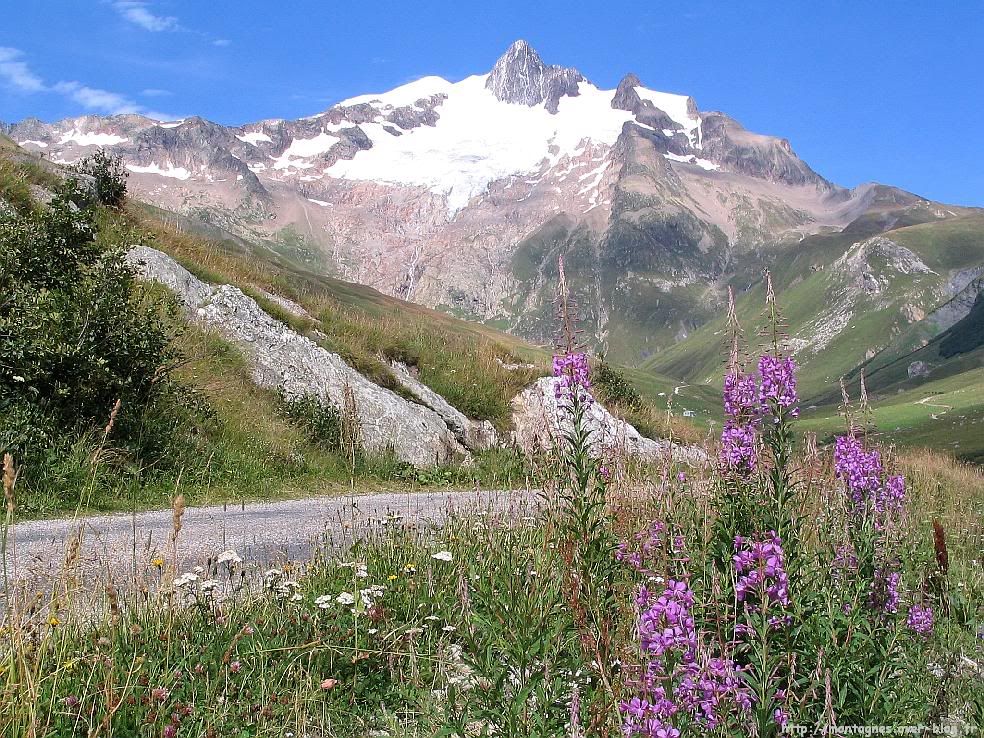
[757,355,799,416]
[733,532,791,610]
[870,567,901,614]
[616,521,666,576]
[834,436,906,529]
[720,421,758,472]
[638,579,697,660]
[723,372,760,420]
[553,351,592,406]
[674,656,754,728]
[907,604,934,636]
[834,436,884,504]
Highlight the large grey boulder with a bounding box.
[127,246,467,467]
[389,360,498,451]
[511,377,705,464]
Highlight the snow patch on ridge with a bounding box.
[664,152,719,171]
[339,76,452,108]
[126,162,191,180]
[58,130,129,146]
[273,132,340,170]
[237,131,273,145]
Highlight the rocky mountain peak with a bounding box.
[611,73,643,111]
[485,39,585,113]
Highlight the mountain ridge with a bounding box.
[3,40,979,371]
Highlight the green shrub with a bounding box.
[591,358,642,407]
[278,393,343,451]
[0,195,177,489]
[73,148,128,207]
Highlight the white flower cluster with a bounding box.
[264,569,302,602]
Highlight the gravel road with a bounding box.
[2,489,531,596]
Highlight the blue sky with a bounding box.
[2,1,982,205]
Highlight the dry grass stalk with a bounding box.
[102,398,122,441]
[3,452,15,517]
[932,519,949,576]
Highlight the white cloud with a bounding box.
[212,39,232,47]
[0,48,174,120]
[53,81,142,114]
[0,47,46,92]
[141,88,172,97]
[112,1,178,32]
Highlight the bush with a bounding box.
[278,393,343,451]
[0,194,176,486]
[73,148,128,207]
[591,358,641,407]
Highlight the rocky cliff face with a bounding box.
[485,39,585,113]
[8,41,962,363]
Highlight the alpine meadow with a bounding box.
[0,14,982,738]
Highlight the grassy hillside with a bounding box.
[0,143,712,517]
[636,204,984,461]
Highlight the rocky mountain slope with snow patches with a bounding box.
[6,40,980,364]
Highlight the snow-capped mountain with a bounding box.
[5,40,962,360]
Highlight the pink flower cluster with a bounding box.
[616,520,666,576]
[621,549,755,736]
[552,351,593,405]
[637,580,698,659]
[733,532,791,610]
[869,567,901,614]
[719,355,799,473]
[907,604,934,636]
[757,355,799,416]
[834,436,906,523]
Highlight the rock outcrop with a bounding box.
[511,377,705,464]
[126,246,467,467]
[485,39,584,113]
[389,360,498,451]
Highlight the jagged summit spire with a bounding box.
[485,39,585,114]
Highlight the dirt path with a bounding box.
[2,489,529,594]
[916,395,953,420]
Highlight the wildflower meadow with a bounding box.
[0,279,981,737]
